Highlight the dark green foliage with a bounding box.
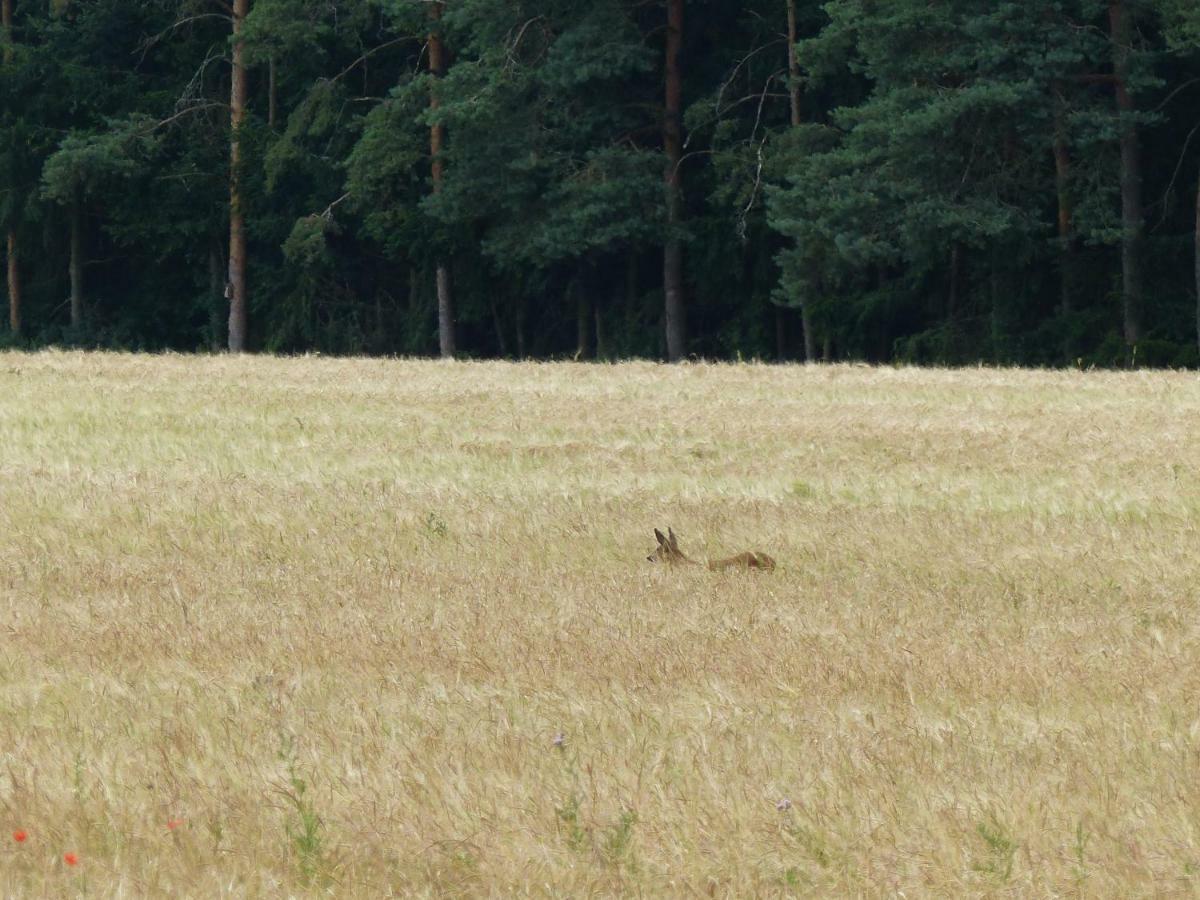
[2,0,1200,363]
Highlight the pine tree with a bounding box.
[663,0,686,361]
[428,1,455,358]
[1108,0,1145,348]
[2,0,19,337]
[228,0,250,352]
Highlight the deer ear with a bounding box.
[667,527,680,550]
[654,528,668,547]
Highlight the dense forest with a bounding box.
[2,0,1200,365]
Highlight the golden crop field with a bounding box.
[2,351,1200,896]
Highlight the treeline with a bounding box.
[2,0,1200,366]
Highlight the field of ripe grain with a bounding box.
[2,352,1200,895]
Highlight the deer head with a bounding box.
[647,527,696,566]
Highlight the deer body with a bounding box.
[648,527,776,571]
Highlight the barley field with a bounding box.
[2,352,1200,896]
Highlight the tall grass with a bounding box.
[1,351,1199,895]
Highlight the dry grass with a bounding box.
[1,351,1200,896]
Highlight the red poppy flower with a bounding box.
[167,819,184,831]
[12,830,26,843]
[63,852,79,866]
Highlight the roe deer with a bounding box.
[647,527,776,571]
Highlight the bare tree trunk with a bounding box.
[1109,0,1143,349]
[947,244,962,360]
[208,242,224,351]
[626,250,639,319]
[268,56,277,129]
[1053,106,1079,363]
[786,0,802,152]
[515,294,527,360]
[575,284,592,359]
[489,295,509,358]
[3,0,18,338]
[786,0,816,363]
[988,258,1002,363]
[69,196,83,327]
[595,303,604,360]
[227,0,250,353]
[429,2,455,358]
[435,264,454,357]
[5,231,17,337]
[375,297,384,348]
[407,265,421,345]
[0,0,9,59]
[663,0,686,362]
[1052,98,1075,318]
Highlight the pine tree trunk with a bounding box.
[515,294,527,360]
[663,0,686,362]
[208,242,224,351]
[268,56,277,129]
[594,302,605,360]
[1052,96,1075,319]
[1109,0,1143,349]
[227,0,250,353]
[786,0,802,137]
[429,2,455,358]
[436,264,455,358]
[489,295,509,358]
[69,196,83,328]
[3,0,18,338]
[947,244,962,360]
[575,285,592,359]
[989,259,1002,363]
[375,290,384,348]
[786,0,816,363]
[5,231,18,337]
[407,266,421,348]
[1053,130,1079,363]
[626,251,639,321]
[0,0,9,60]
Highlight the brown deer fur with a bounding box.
[647,527,775,571]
